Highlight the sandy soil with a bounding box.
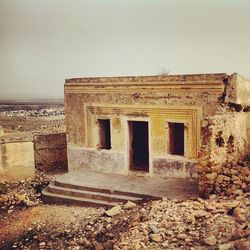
[0,204,104,247]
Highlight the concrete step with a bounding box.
[42,187,120,208]
[47,182,143,203]
[54,179,159,200]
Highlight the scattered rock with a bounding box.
[218,242,234,250]
[206,173,217,181]
[39,242,46,247]
[149,224,159,234]
[177,233,188,240]
[105,205,122,217]
[233,207,246,223]
[203,236,217,246]
[234,238,250,250]
[93,241,104,250]
[150,233,162,242]
[123,201,137,209]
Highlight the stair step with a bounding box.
[47,182,143,202]
[54,180,159,200]
[42,187,120,208]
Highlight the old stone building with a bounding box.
[63,73,249,196]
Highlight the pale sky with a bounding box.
[1,0,250,98]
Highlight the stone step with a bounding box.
[47,182,143,203]
[42,187,120,208]
[54,179,159,200]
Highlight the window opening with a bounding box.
[98,119,111,150]
[168,122,184,156]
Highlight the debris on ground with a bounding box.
[0,190,249,249]
[0,161,249,249]
[0,171,52,217]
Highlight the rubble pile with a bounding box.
[0,172,51,215]
[115,194,250,250]
[2,194,249,250]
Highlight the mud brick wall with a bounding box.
[33,133,68,173]
[197,111,249,197]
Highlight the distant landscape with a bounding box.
[0,98,65,135]
[0,98,64,112]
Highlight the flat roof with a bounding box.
[65,73,228,84]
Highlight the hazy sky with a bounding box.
[1,0,250,98]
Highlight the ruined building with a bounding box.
[63,73,249,196]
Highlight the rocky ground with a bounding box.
[0,171,249,250]
[0,172,52,218]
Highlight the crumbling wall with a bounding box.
[198,111,249,197]
[226,73,250,105]
[33,133,68,173]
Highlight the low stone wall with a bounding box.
[212,159,249,196]
[198,111,249,197]
[34,133,68,173]
[0,136,35,181]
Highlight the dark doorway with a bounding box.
[98,119,111,150]
[169,122,184,156]
[129,121,149,172]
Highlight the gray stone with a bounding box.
[149,224,159,234]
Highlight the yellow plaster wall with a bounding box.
[150,116,168,156]
[64,75,226,146]
[84,104,201,159]
[111,116,125,152]
[0,141,35,181]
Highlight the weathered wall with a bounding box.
[198,111,249,197]
[65,74,228,146]
[64,74,229,179]
[226,73,250,105]
[68,146,124,174]
[66,104,201,179]
[153,157,197,179]
[34,133,68,173]
[64,73,250,185]
[0,140,35,181]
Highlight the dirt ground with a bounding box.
[0,204,105,249]
[0,173,249,250]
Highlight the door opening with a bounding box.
[128,121,149,172]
